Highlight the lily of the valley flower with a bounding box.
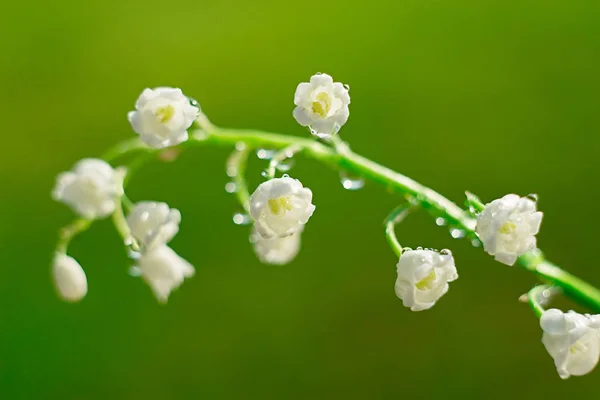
[249,177,316,238]
[127,201,181,250]
[138,245,194,303]
[476,194,543,266]
[52,159,125,219]
[293,73,350,138]
[395,249,458,312]
[251,226,302,265]
[128,87,199,149]
[52,253,88,302]
[540,309,600,379]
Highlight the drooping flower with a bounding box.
[251,225,302,265]
[127,201,181,250]
[137,245,194,303]
[128,87,199,149]
[52,159,125,219]
[540,309,600,379]
[249,177,316,238]
[52,253,88,302]
[293,73,350,138]
[475,194,543,266]
[395,249,458,312]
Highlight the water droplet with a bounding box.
[188,97,199,107]
[435,217,447,226]
[440,249,452,256]
[233,213,252,226]
[261,171,268,177]
[343,84,350,91]
[471,238,481,247]
[401,247,413,254]
[526,193,539,203]
[128,265,142,277]
[282,174,290,178]
[416,246,423,251]
[225,182,237,193]
[450,228,466,239]
[226,166,237,178]
[276,159,295,172]
[340,173,365,190]
[256,149,275,160]
[249,232,261,244]
[518,293,529,303]
[235,142,247,151]
[469,205,476,214]
[127,249,141,260]
[315,72,323,75]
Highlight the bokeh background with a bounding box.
[2,0,600,398]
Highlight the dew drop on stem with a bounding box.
[340,173,365,190]
[233,213,252,226]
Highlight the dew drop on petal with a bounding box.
[435,217,447,226]
[128,265,142,277]
[225,182,237,193]
[440,249,452,256]
[526,193,539,203]
[233,213,252,226]
[188,97,199,107]
[401,247,413,254]
[128,249,141,260]
[343,84,350,91]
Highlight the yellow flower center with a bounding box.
[499,221,517,234]
[268,197,293,216]
[311,92,331,118]
[156,105,175,123]
[416,270,437,290]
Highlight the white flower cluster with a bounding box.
[476,194,543,266]
[293,73,350,138]
[248,177,315,265]
[395,249,458,311]
[52,87,199,303]
[540,309,600,379]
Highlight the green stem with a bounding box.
[266,144,302,179]
[56,218,92,254]
[55,126,600,312]
[384,204,415,258]
[528,285,549,318]
[227,147,251,213]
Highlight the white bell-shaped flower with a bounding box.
[395,249,458,312]
[540,309,600,379]
[475,194,543,266]
[249,177,316,238]
[52,159,125,219]
[293,73,350,138]
[251,226,302,265]
[127,201,181,250]
[138,245,194,303]
[52,253,88,302]
[128,87,199,149]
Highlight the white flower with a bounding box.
[475,194,543,266]
[540,309,600,379]
[128,87,199,149]
[395,249,458,312]
[249,177,316,238]
[52,159,125,219]
[293,73,350,138]
[52,254,87,302]
[138,245,194,303]
[251,226,302,265]
[127,201,181,250]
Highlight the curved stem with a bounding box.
[55,126,600,312]
[266,144,302,179]
[227,147,251,213]
[56,218,92,254]
[528,285,549,318]
[384,204,415,258]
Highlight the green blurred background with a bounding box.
[2,0,600,398]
